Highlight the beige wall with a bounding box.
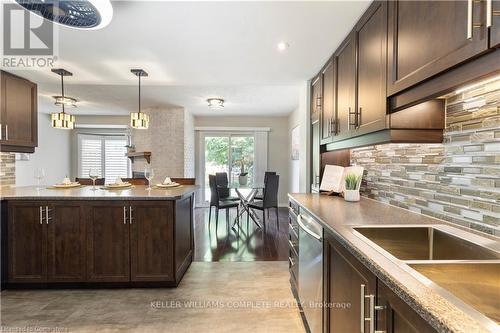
[288,81,310,194]
[194,115,290,206]
[16,113,71,186]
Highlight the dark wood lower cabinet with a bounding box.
[130,201,174,282]
[377,281,437,333]
[324,233,377,333]
[8,201,47,283]
[4,196,194,287]
[47,201,85,282]
[86,201,130,282]
[322,230,438,333]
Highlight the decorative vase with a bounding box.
[239,175,248,186]
[344,189,360,202]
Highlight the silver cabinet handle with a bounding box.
[129,206,133,224]
[487,0,493,27]
[123,206,127,224]
[45,206,51,224]
[297,214,321,240]
[5,124,8,141]
[468,0,473,39]
[0,123,2,140]
[39,206,43,224]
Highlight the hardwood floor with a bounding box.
[193,207,289,262]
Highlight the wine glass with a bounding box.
[144,167,154,190]
[89,168,99,190]
[34,168,45,190]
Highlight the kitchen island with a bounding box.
[1,185,196,288]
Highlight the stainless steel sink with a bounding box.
[409,262,500,324]
[353,225,500,261]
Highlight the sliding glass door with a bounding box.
[202,133,255,203]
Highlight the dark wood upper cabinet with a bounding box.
[377,280,438,333]
[0,71,38,153]
[8,201,47,283]
[86,202,130,282]
[130,201,174,282]
[321,59,336,142]
[335,33,356,137]
[324,233,377,333]
[387,0,489,96]
[47,201,86,282]
[311,75,322,122]
[490,0,500,48]
[355,1,388,134]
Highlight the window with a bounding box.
[78,134,130,183]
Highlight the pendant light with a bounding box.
[51,68,76,129]
[130,69,149,129]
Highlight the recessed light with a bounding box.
[207,98,224,109]
[277,41,290,52]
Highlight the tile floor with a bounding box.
[1,262,305,333]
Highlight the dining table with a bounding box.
[228,183,265,229]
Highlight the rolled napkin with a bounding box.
[163,177,172,185]
[62,177,72,185]
[115,177,124,184]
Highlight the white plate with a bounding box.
[105,182,132,189]
[155,183,180,188]
[52,182,81,188]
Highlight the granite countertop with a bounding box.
[0,185,197,200]
[288,193,499,333]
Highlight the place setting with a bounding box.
[154,176,182,189]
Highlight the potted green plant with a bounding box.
[344,174,362,202]
[239,160,248,186]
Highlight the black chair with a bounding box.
[75,177,105,186]
[215,172,239,201]
[208,174,239,229]
[254,171,276,200]
[248,174,279,229]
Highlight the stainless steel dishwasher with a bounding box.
[297,210,323,333]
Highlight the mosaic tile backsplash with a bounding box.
[351,78,500,236]
[0,153,16,187]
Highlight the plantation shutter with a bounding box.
[104,138,129,182]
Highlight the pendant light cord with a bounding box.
[138,74,141,115]
[60,73,66,114]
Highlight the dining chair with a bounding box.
[254,171,276,200]
[215,172,239,201]
[208,174,239,230]
[121,178,148,185]
[248,174,279,229]
[75,177,105,186]
[171,178,196,185]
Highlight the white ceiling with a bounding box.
[11,0,371,116]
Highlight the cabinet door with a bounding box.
[0,71,37,148]
[335,33,356,137]
[387,0,489,95]
[311,75,322,122]
[8,201,47,283]
[47,201,86,282]
[321,60,336,141]
[324,233,377,333]
[356,1,387,134]
[86,202,130,282]
[130,201,174,282]
[377,280,438,333]
[490,0,500,48]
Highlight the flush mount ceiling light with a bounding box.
[277,41,290,52]
[130,69,150,130]
[51,68,76,129]
[207,98,224,110]
[15,0,113,30]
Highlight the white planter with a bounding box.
[239,175,248,186]
[344,189,360,202]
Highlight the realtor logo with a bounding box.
[1,3,57,68]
